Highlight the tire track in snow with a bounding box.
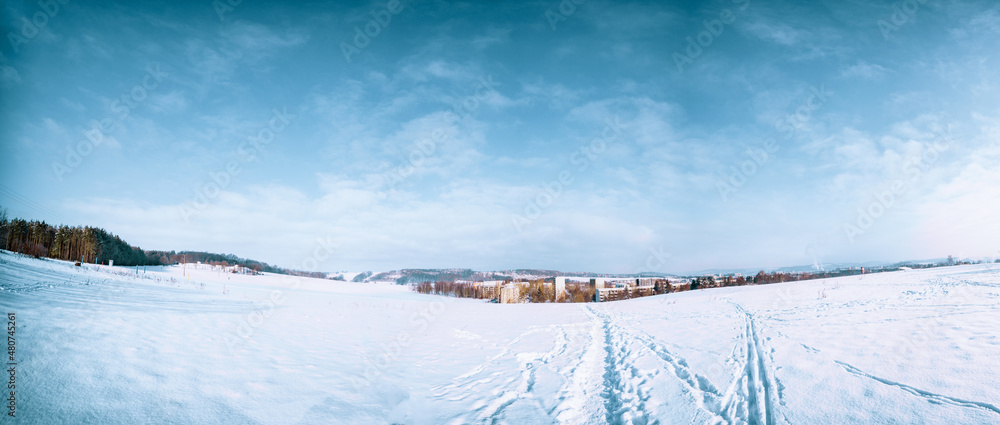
[835,360,1000,417]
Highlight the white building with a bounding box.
[554,277,566,302]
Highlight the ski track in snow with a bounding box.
[434,300,794,425]
[584,304,790,425]
[728,302,783,425]
[835,361,1000,417]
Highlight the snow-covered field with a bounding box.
[2,250,999,424]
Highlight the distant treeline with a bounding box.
[145,250,279,273]
[0,212,161,266]
[0,209,326,278]
[697,263,964,289]
[143,250,327,278]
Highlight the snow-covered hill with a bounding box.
[2,250,999,424]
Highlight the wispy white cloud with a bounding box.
[743,20,804,46]
[841,61,888,79]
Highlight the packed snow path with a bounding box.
[2,251,999,424]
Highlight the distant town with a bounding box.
[410,255,990,303]
[2,209,994,305]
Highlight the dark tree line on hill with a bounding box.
[143,251,326,278]
[0,209,326,277]
[413,281,495,299]
[144,250,283,273]
[0,211,160,266]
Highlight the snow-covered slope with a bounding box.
[2,250,999,424]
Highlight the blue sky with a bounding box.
[1,0,999,274]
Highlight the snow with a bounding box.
[2,250,999,424]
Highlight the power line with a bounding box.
[0,183,76,225]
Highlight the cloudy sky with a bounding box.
[1,0,998,274]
